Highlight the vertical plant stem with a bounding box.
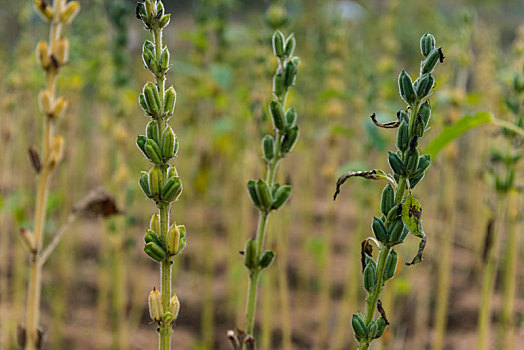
[159,205,172,350]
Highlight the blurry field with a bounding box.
[0,0,523,349]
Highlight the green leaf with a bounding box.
[401,194,423,238]
[425,112,493,158]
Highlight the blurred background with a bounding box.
[0,0,523,349]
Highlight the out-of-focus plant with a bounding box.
[228,29,300,349]
[135,1,183,349]
[334,33,444,349]
[20,1,80,349]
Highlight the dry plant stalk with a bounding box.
[135,1,182,349]
[20,1,80,349]
[334,33,444,349]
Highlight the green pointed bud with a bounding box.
[167,224,180,255]
[161,176,183,202]
[272,30,285,57]
[269,101,286,131]
[271,185,291,210]
[420,33,436,57]
[388,218,404,244]
[286,108,297,128]
[247,180,260,207]
[139,171,151,197]
[415,154,431,176]
[148,166,163,196]
[144,40,155,52]
[260,250,275,269]
[150,213,160,234]
[397,121,409,152]
[388,151,406,176]
[271,183,281,197]
[363,263,376,292]
[284,34,296,56]
[256,179,273,210]
[160,48,169,71]
[145,139,162,164]
[368,321,379,339]
[167,166,178,179]
[291,56,300,66]
[352,313,367,341]
[244,239,258,269]
[139,93,149,114]
[177,225,187,254]
[406,148,420,173]
[281,126,299,153]
[136,1,147,19]
[144,229,162,246]
[380,184,395,215]
[283,61,297,87]
[146,121,160,144]
[384,249,398,280]
[137,135,148,157]
[398,70,417,105]
[262,135,274,161]
[419,101,431,127]
[421,48,440,74]
[372,216,388,242]
[159,14,171,28]
[164,86,176,116]
[144,82,160,113]
[161,126,176,160]
[145,0,156,17]
[375,317,388,339]
[415,73,434,98]
[144,242,166,262]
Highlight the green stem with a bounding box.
[159,205,172,350]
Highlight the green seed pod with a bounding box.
[419,101,431,127]
[146,121,160,144]
[167,166,178,179]
[148,166,163,196]
[421,48,440,74]
[272,185,291,210]
[161,177,183,202]
[156,1,164,16]
[262,135,274,161]
[177,225,187,254]
[144,82,160,113]
[286,108,297,128]
[415,73,434,98]
[255,179,273,210]
[375,317,388,339]
[164,86,176,116]
[269,101,286,131]
[281,126,299,153]
[420,33,436,57]
[272,30,285,57]
[137,135,148,157]
[161,126,176,160]
[167,224,180,255]
[260,250,275,269]
[398,70,417,105]
[363,263,376,292]
[397,121,409,152]
[351,313,367,341]
[160,47,169,71]
[139,93,149,114]
[145,139,163,164]
[284,34,296,57]
[150,213,160,234]
[145,0,155,17]
[380,184,395,215]
[273,71,284,98]
[272,183,281,197]
[406,148,420,173]
[384,249,398,280]
[291,56,301,66]
[142,47,154,70]
[415,154,431,176]
[398,109,409,124]
[139,171,151,197]
[159,14,171,28]
[368,321,379,339]
[247,180,260,207]
[244,239,258,269]
[283,61,297,87]
[388,218,404,244]
[372,216,388,243]
[386,204,402,223]
[388,151,406,176]
[144,241,166,262]
[144,40,154,52]
[144,229,162,246]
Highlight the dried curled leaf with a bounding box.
[28,146,42,174]
[334,169,389,200]
[361,239,374,272]
[370,112,400,129]
[377,300,390,325]
[73,187,120,218]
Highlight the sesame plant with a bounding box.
[135,1,183,349]
[20,1,79,349]
[333,33,444,349]
[228,30,300,349]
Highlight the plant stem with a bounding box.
[159,205,172,350]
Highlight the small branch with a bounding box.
[491,118,524,137]
[370,113,400,129]
[39,212,78,266]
